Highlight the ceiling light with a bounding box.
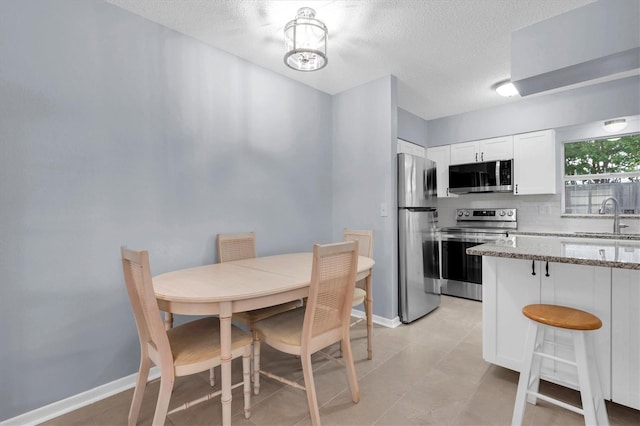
[603,118,627,132]
[494,80,519,97]
[284,7,328,72]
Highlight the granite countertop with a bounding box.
[467,234,640,270]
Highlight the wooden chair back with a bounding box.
[343,229,373,258]
[217,232,256,262]
[121,247,172,366]
[302,241,358,350]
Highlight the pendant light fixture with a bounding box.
[284,7,328,72]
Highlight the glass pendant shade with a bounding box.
[284,7,328,71]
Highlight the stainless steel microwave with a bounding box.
[448,159,513,194]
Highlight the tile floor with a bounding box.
[43,296,639,425]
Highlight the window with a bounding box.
[563,133,640,215]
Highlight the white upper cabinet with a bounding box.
[480,136,514,161]
[450,135,513,164]
[397,139,425,157]
[426,145,458,198]
[513,129,556,195]
[450,141,479,164]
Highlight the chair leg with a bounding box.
[209,367,215,387]
[163,312,173,330]
[365,273,373,360]
[242,345,252,419]
[151,367,174,426]
[253,332,261,395]
[341,336,360,404]
[128,357,151,426]
[301,352,321,426]
[512,322,540,426]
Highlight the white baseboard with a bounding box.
[351,309,401,328]
[4,312,401,425]
[0,367,160,426]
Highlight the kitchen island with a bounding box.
[468,234,640,411]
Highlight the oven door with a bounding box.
[441,239,483,284]
[441,233,497,300]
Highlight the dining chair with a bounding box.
[251,241,360,426]
[121,247,252,425]
[343,229,374,359]
[217,232,303,330]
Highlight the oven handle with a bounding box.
[440,235,501,244]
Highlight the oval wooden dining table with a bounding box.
[153,252,375,425]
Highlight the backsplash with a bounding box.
[438,193,640,234]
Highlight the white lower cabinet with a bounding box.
[539,262,611,399]
[611,268,640,410]
[483,258,539,371]
[483,257,612,400]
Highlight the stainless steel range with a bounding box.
[440,208,517,301]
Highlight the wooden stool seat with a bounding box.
[513,304,609,425]
[523,304,602,331]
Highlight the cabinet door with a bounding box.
[612,268,640,410]
[513,130,557,195]
[450,141,479,164]
[426,146,457,198]
[479,136,513,161]
[397,139,425,157]
[483,257,540,371]
[540,262,611,399]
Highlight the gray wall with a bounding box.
[0,0,333,420]
[398,108,428,146]
[332,76,398,320]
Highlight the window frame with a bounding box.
[561,131,640,217]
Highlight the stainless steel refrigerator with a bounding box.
[398,153,441,323]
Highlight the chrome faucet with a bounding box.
[599,197,628,234]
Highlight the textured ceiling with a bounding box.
[105,0,605,120]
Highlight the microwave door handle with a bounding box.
[495,160,500,186]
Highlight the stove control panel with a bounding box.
[455,208,517,222]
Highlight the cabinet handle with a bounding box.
[545,261,550,277]
[446,188,449,196]
[531,260,536,276]
[475,152,478,162]
[481,152,484,161]
[515,184,518,194]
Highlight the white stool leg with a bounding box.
[512,322,540,426]
[574,331,609,426]
[587,334,609,426]
[527,325,545,405]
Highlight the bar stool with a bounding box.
[512,304,609,426]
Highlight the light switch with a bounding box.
[380,203,388,217]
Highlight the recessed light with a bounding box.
[603,118,627,132]
[494,80,519,97]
